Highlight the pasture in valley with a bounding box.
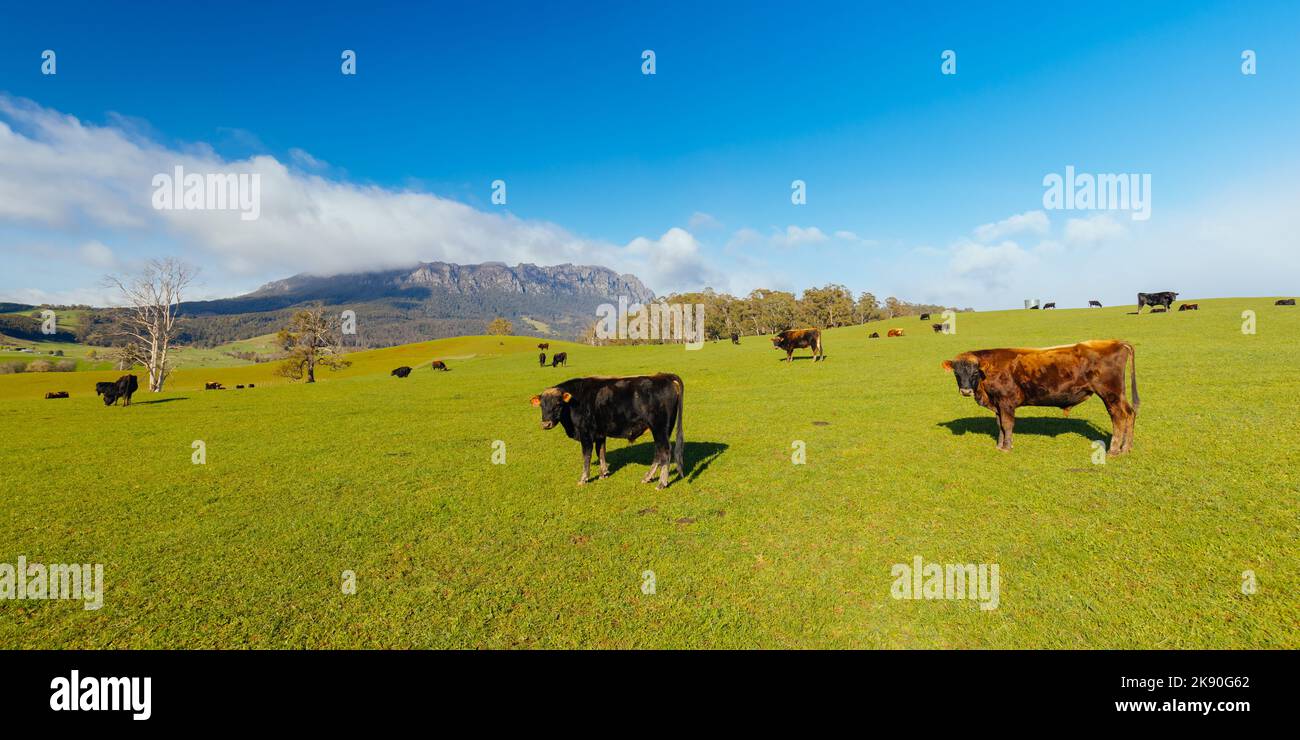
[0,298,1296,648]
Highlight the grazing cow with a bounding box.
[887,329,904,337]
[96,374,139,406]
[1029,304,1040,310]
[932,323,945,333]
[869,332,880,339]
[204,382,224,390]
[236,385,245,389]
[919,313,931,321]
[551,352,568,367]
[431,360,448,371]
[531,373,685,489]
[1276,299,1296,306]
[1042,302,1056,309]
[248,384,255,388]
[771,328,824,362]
[730,332,740,345]
[1178,303,1199,311]
[1137,291,1178,311]
[539,352,547,367]
[45,391,69,399]
[538,343,550,350]
[391,366,412,378]
[1089,300,1103,308]
[942,339,1138,455]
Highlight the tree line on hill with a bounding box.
[581,285,971,345]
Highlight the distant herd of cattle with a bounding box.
[39,294,1295,489]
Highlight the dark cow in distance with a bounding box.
[919,313,931,321]
[942,339,1138,455]
[1178,303,1199,311]
[931,323,945,333]
[869,332,880,339]
[204,382,224,390]
[730,332,740,345]
[537,343,550,350]
[551,352,568,367]
[431,360,448,371]
[1089,300,1103,308]
[1137,291,1178,312]
[531,373,685,489]
[539,352,547,367]
[772,329,824,362]
[45,391,69,399]
[1042,302,1056,309]
[1276,299,1296,306]
[391,366,412,378]
[96,374,139,406]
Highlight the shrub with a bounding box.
[54,360,77,372]
[25,359,53,372]
[0,361,25,374]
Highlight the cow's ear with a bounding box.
[561,392,572,403]
[529,395,541,406]
[941,360,954,372]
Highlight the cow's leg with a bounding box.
[996,407,1015,451]
[656,441,671,489]
[786,350,793,363]
[578,440,593,485]
[1097,393,1130,455]
[597,438,609,479]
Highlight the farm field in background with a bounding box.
[1,297,1296,648]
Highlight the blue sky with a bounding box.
[1,0,1297,308]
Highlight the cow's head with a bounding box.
[942,357,983,397]
[530,389,572,430]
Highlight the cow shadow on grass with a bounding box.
[938,416,1107,443]
[131,398,187,405]
[779,355,827,362]
[604,441,728,483]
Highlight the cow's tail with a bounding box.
[672,375,685,478]
[1125,342,1139,412]
[816,330,824,360]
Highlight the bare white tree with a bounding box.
[103,258,198,393]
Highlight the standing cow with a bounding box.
[772,329,824,362]
[539,352,547,367]
[391,366,412,378]
[1089,300,1103,308]
[942,340,1138,455]
[551,352,568,367]
[1137,291,1178,312]
[96,374,139,406]
[730,332,740,345]
[531,373,685,489]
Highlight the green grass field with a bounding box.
[1,298,1296,648]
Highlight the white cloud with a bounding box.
[0,95,719,296]
[687,211,721,230]
[973,210,1050,242]
[1063,214,1128,245]
[78,240,116,268]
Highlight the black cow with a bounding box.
[919,313,931,321]
[730,332,740,345]
[391,366,412,378]
[931,323,945,333]
[1029,304,1040,310]
[96,374,139,406]
[431,360,448,371]
[551,352,568,367]
[869,332,880,339]
[539,352,547,367]
[1089,300,1103,308]
[531,373,685,489]
[1276,299,1296,306]
[204,382,224,390]
[45,391,69,399]
[1137,291,1178,311]
[772,328,824,362]
[1042,302,1056,309]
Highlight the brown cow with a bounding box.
[771,329,824,362]
[431,360,448,371]
[887,329,904,337]
[942,339,1138,455]
[538,343,550,350]
[1178,303,1199,311]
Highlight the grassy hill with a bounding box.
[0,297,1295,648]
